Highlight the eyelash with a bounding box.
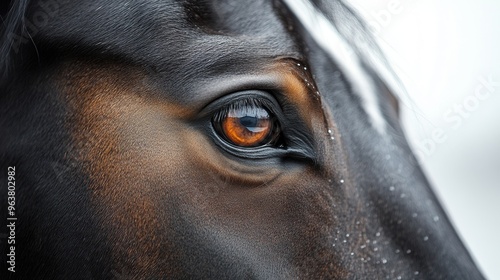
[213,98,269,122]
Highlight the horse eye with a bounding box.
[212,100,280,147]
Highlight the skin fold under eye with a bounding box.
[212,98,281,148]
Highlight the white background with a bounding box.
[347,0,500,279]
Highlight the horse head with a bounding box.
[0,0,484,279]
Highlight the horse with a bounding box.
[0,0,485,279]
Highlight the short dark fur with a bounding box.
[0,0,484,279]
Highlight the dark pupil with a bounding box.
[231,107,270,133]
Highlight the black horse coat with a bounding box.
[0,0,484,279]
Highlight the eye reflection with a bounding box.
[213,98,280,148]
[222,107,272,147]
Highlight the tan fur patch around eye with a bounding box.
[60,62,186,278]
[265,60,324,128]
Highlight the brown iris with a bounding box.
[220,106,274,147]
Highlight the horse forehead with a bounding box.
[35,0,309,111]
[41,0,298,56]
